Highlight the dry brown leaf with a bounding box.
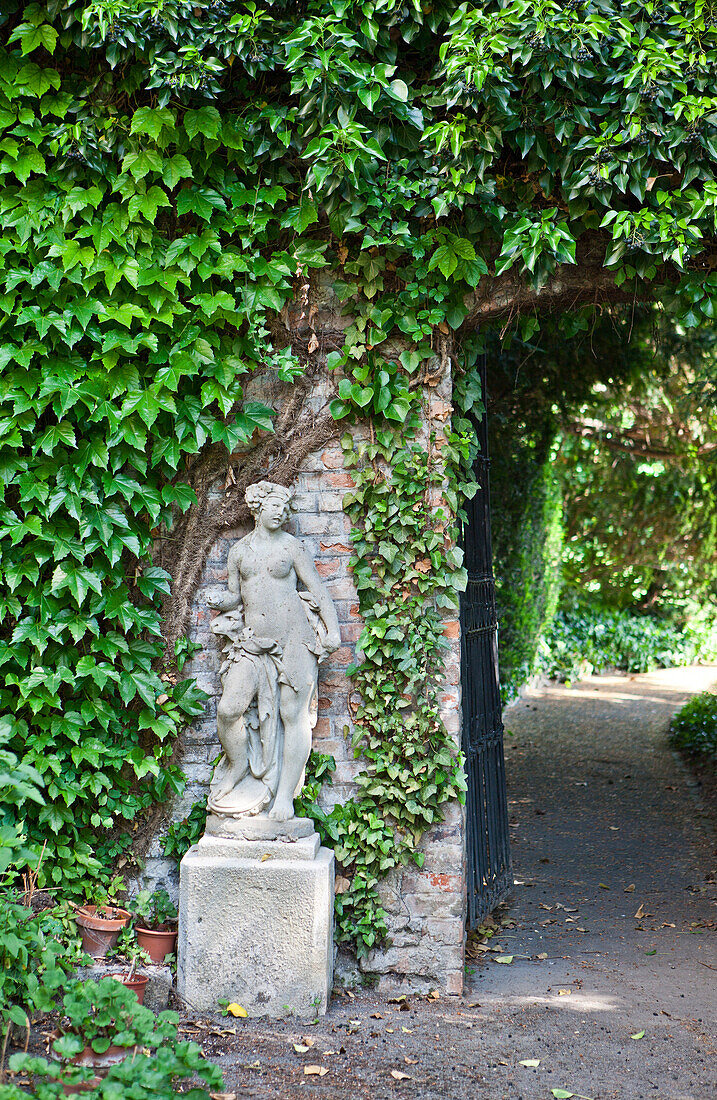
[304,1066,328,1077]
[307,333,319,354]
[428,989,440,1000]
[300,1036,316,1048]
[414,558,432,574]
[405,1056,418,1065]
[635,904,645,919]
[335,876,350,895]
[624,883,636,893]
[391,1070,411,1080]
[293,1044,310,1053]
[558,989,571,996]
[338,245,349,263]
[260,853,271,862]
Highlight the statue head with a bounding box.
[245,481,294,531]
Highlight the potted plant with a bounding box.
[132,889,178,964]
[74,879,130,959]
[9,979,224,1097]
[17,975,222,1095]
[108,929,151,1004]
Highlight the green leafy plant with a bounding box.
[163,800,207,865]
[670,692,717,763]
[538,605,717,683]
[132,888,177,931]
[5,977,223,1098]
[0,893,76,1031]
[107,926,150,970]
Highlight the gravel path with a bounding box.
[195,667,717,1100]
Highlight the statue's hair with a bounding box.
[245,480,294,518]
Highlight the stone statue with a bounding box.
[205,481,341,828]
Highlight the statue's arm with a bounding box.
[206,543,244,611]
[293,543,341,652]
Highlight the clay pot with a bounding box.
[74,906,131,958]
[135,926,177,964]
[110,971,149,1004]
[58,1044,133,1094]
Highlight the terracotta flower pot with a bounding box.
[59,1043,134,1094]
[110,971,149,1004]
[136,926,177,964]
[74,906,131,958]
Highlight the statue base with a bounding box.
[177,830,334,1017]
[204,812,315,842]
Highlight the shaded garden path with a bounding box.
[192,667,717,1100]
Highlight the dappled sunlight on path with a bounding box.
[467,665,716,1099]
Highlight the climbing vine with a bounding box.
[299,392,477,953]
[4,0,717,955]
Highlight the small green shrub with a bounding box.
[0,894,77,1029]
[670,692,717,763]
[132,888,177,930]
[538,606,717,683]
[163,800,207,865]
[5,976,223,1099]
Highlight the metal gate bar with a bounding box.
[459,359,512,928]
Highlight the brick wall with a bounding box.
[141,328,466,993]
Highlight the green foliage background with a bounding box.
[4,0,717,950]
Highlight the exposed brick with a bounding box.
[146,392,467,993]
[315,557,341,578]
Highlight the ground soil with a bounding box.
[185,666,717,1100]
[16,667,716,1100]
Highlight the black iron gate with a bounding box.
[459,362,512,927]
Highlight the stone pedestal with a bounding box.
[177,829,334,1017]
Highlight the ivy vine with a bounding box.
[4,0,717,958]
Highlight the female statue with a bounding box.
[205,481,341,824]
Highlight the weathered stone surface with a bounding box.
[177,834,334,1017]
[205,480,341,824]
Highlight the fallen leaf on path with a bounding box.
[391,1070,411,1080]
[304,1066,328,1077]
[226,1004,248,1018]
[624,884,636,893]
[388,995,408,1004]
[558,989,571,996]
[608,826,619,830]
[537,952,548,960]
[645,949,657,956]
[427,990,440,1000]
[300,1036,316,1048]
[634,904,645,919]
[494,955,514,964]
[293,1044,311,1054]
[519,1059,540,1067]
[260,853,271,862]
[401,1026,413,1033]
[386,1027,394,1033]
[598,883,609,889]
[371,1013,383,1019]
[405,1056,418,1065]
[631,1031,645,1040]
